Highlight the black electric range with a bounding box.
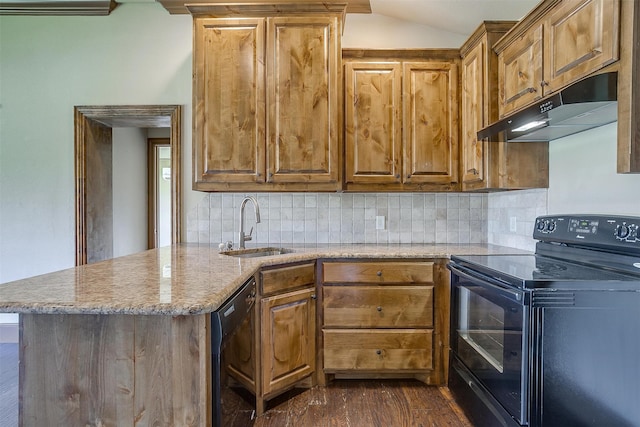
[448,214,640,427]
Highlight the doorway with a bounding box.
[74,105,182,266]
[148,138,172,249]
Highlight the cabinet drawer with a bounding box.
[323,262,433,284]
[323,329,433,371]
[261,262,315,295]
[323,286,433,328]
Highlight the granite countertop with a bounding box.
[0,243,530,315]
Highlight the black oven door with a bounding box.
[449,264,529,425]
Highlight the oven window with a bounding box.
[458,287,505,373]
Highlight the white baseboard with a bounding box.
[0,324,18,343]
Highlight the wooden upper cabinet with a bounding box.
[498,23,543,117]
[191,7,343,192]
[193,18,266,188]
[543,0,620,94]
[403,61,458,186]
[461,40,486,184]
[267,16,340,185]
[344,61,402,184]
[496,0,620,118]
[460,21,548,191]
[343,51,460,191]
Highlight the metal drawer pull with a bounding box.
[376,350,382,355]
[377,306,383,312]
[376,271,382,277]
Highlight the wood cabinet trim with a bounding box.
[493,0,562,54]
[343,48,460,61]
[187,2,348,17]
[459,21,517,57]
[322,261,434,284]
[260,262,316,296]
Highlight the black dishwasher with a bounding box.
[211,277,256,427]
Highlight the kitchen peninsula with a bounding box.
[0,243,527,426]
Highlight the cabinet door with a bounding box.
[193,18,266,188]
[344,61,402,184]
[544,0,619,93]
[225,310,256,389]
[261,287,316,396]
[461,41,486,184]
[498,23,543,117]
[402,62,458,185]
[266,16,340,185]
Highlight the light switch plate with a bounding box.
[510,216,517,232]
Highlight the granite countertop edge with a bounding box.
[0,243,531,316]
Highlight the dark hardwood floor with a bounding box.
[0,343,18,427]
[1,343,471,427]
[223,379,473,427]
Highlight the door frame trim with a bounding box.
[74,105,182,266]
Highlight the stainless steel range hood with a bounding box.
[478,72,617,142]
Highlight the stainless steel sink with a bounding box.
[221,247,293,258]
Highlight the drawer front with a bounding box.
[323,261,433,284]
[323,286,433,328]
[323,329,433,371]
[261,262,315,295]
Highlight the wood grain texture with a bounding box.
[617,0,640,173]
[20,314,210,427]
[323,261,434,284]
[261,262,315,296]
[267,16,340,185]
[403,61,459,185]
[344,61,402,184]
[75,105,182,265]
[193,18,266,186]
[543,0,620,93]
[166,0,366,15]
[261,287,316,397]
[323,329,433,371]
[461,40,486,185]
[323,285,433,328]
[460,23,548,191]
[498,23,544,117]
[81,115,113,265]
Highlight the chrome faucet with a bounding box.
[239,196,261,249]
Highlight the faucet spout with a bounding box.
[239,196,261,249]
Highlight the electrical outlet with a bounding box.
[376,215,386,230]
[510,216,517,233]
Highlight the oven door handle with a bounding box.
[448,263,524,303]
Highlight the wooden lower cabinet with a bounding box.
[225,262,316,415]
[320,259,450,385]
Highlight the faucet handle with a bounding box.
[218,241,233,252]
[245,227,254,241]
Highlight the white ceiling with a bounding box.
[370,0,539,36]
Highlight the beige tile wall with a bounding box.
[187,193,489,246]
[186,190,547,250]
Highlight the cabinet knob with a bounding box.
[470,168,478,175]
[311,294,317,300]
[376,271,382,277]
[406,174,411,179]
[376,350,382,355]
[377,306,382,312]
[395,174,400,179]
[541,80,549,87]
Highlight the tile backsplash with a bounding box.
[187,192,494,246]
[487,189,548,252]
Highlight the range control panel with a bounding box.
[534,215,640,249]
